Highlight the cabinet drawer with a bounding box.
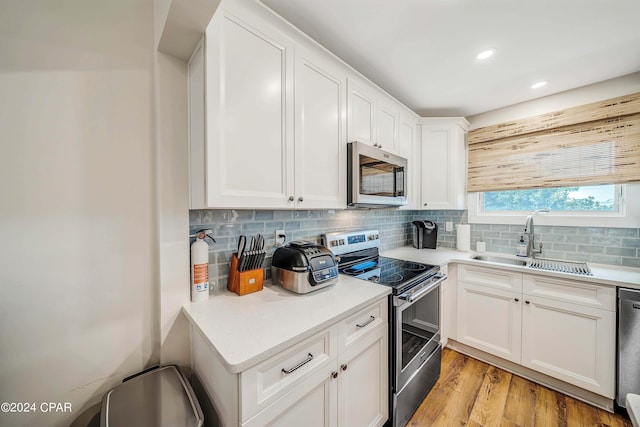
[240,326,338,422]
[523,274,615,311]
[339,299,388,351]
[459,265,522,292]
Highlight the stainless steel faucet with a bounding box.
[524,215,543,258]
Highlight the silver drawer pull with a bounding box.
[282,353,314,374]
[356,316,375,328]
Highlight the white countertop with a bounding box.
[382,246,640,289]
[183,246,639,375]
[182,276,390,373]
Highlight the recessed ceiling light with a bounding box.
[531,80,549,89]
[476,48,496,60]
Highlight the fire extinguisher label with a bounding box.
[193,263,208,284]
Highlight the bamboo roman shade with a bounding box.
[467,92,640,193]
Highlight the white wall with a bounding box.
[0,1,158,426]
[154,50,191,367]
[467,72,640,129]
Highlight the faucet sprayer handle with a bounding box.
[524,215,534,234]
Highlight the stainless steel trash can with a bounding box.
[101,365,203,427]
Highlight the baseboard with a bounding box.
[445,340,615,413]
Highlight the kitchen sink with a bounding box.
[471,255,527,266]
[471,255,593,276]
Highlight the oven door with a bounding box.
[393,275,444,392]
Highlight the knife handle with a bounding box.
[238,252,247,272]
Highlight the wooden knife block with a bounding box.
[228,253,264,296]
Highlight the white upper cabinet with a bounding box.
[199,1,295,209]
[294,47,346,209]
[347,78,377,146]
[376,97,399,152]
[398,115,419,209]
[419,117,469,210]
[189,0,420,209]
[347,78,407,154]
[189,0,349,209]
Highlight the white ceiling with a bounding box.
[259,0,640,117]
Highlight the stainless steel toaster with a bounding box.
[271,241,339,293]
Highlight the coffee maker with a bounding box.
[411,220,438,249]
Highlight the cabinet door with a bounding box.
[420,121,467,210]
[398,117,418,209]
[521,295,615,398]
[294,48,346,209]
[457,282,522,363]
[420,126,453,209]
[376,98,398,152]
[337,327,388,427]
[242,366,338,427]
[205,7,295,208]
[347,78,376,145]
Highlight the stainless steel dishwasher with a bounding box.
[617,288,640,409]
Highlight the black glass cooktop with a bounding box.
[339,256,438,290]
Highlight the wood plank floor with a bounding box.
[406,348,631,427]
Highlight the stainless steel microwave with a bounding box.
[347,141,408,208]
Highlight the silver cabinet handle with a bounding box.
[288,196,295,202]
[356,315,375,328]
[282,353,313,374]
[298,196,304,202]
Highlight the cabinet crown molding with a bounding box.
[420,117,470,130]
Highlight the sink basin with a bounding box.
[471,255,592,275]
[471,255,527,266]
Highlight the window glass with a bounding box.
[482,185,618,212]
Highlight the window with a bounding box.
[466,92,640,228]
[468,183,640,228]
[482,184,619,213]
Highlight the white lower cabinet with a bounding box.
[456,264,616,398]
[193,298,388,427]
[337,327,388,427]
[520,277,616,398]
[242,366,337,427]
[457,281,522,363]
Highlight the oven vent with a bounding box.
[528,258,592,276]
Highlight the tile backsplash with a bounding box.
[190,209,640,291]
[470,223,640,268]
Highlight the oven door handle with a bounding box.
[399,274,446,303]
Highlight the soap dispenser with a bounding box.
[516,236,527,257]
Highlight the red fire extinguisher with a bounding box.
[190,229,215,302]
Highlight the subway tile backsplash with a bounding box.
[470,224,640,268]
[190,209,640,291]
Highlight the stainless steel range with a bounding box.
[323,230,445,427]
